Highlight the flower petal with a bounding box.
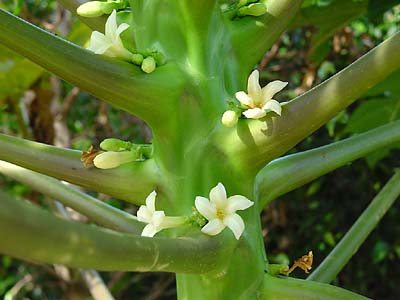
[141,224,158,237]
[201,219,225,236]
[209,182,227,208]
[235,91,253,107]
[116,23,130,37]
[262,99,282,116]
[88,31,109,53]
[137,206,152,223]
[145,191,157,213]
[105,10,118,39]
[242,107,266,119]
[195,196,217,220]
[223,213,245,240]
[247,70,261,100]
[261,80,288,103]
[226,195,254,214]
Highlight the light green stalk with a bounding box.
[0,133,159,204]
[218,31,400,173]
[0,189,229,273]
[307,170,400,283]
[0,8,183,126]
[0,160,143,234]
[256,120,400,210]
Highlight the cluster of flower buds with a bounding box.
[92,138,153,169]
[222,70,288,127]
[77,2,165,73]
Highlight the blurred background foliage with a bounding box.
[0,0,400,299]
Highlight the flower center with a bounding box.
[216,208,225,220]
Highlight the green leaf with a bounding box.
[0,44,43,103]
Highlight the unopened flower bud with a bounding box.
[141,56,156,74]
[93,150,137,169]
[238,3,267,17]
[77,1,114,17]
[131,53,144,65]
[221,110,239,128]
[100,138,132,151]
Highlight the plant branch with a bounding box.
[0,160,143,234]
[307,170,400,283]
[0,133,159,204]
[0,9,183,126]
[261,274,370,300]
[256,120,400,210]
[229,0,303,74]
[217,31,400,173]
[57,0,106,31]
[0,190,228,274]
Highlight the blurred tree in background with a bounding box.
[0,0,399,299]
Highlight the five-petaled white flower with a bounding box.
[235,70,288,119]
[195,183,254,240]
[137,191,186,237]
[87,10,132,60]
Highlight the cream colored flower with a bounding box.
[195,183,254,240]
[87,10,132,60]
[137,191,186,237]
[235,70,288,119]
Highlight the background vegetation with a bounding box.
[0,0,399,299]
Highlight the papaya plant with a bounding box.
[1,0,400,299]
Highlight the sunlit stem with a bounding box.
[0,160,143,234]
[256,120,400,210]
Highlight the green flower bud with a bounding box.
[238,3,267,17]
[221,110,239,128]
[141,56,156,74]
[100,138,132,151]
[131,53,144,66]
[93,150,137,169]
[144,49,166,66]
[237,0,258,8]
[77,1,112,17]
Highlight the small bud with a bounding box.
[141,56,156,74]
[131,53,144,65]
[100,138,132,151]
[77,1,112,17]
[93,151,137,169]
[238,3,267,17]
[144,49,166,66]
[237,0,258,8]
[222,110,239,127]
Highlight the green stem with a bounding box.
[0,9,183,126]
[218,31,400,173]
[0,160,143,234]
[0,133,159,204]
[57,0,106,31]
[229,0,303,74]
[0,189,227,273]
[307,170,400,283]
[256,120,400,210]
[261,274,370,300]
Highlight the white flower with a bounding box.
[235,70,288,119]
[137,191,186,237]
[195,183,254,240]
[87,10,132,60]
